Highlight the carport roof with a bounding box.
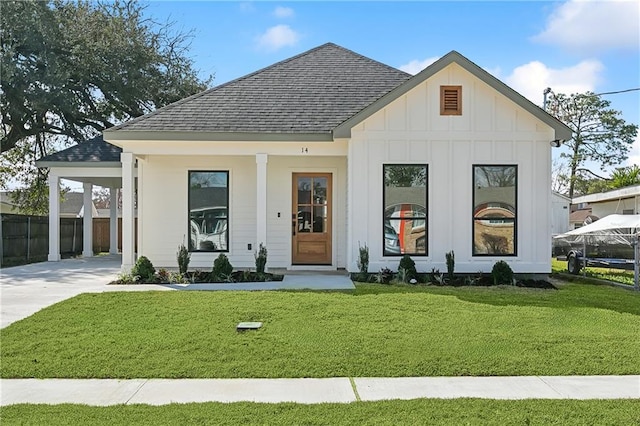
[36,136,122,167]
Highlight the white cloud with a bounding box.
[273,6,294,18]
[256,25,300,52]
[533,0,639,53]
[505,59,604,106]
[398,57,439,75]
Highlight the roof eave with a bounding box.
[35,161,122,169]
[103,130,335,143]
[572,184,640,204]
[334,51,573,141]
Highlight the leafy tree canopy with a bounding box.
[0,0,210,213]
[547,91,637,198]
[553,164,640,198]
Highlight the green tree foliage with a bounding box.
[384,165,426,187]
[547,92,637,198]
[608,165,640,189]
[0,0,210,211]
[554,165,640,197]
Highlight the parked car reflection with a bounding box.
[190,207,228,251]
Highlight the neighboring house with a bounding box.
[551,192,570,235]
[0,192,21,214]
[572,185,640,219]
[59,192,98,218]
[0,191,97,218]
[46,43,572,273]
[568,207,598,230]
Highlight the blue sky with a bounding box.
[145,0,639,170]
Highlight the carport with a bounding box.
[36,136,134,264]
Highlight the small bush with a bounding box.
[398,255,417,281]
[376,267,394,284]
[177,244,190,274]
[212,253,233,280]
[357,243,369,274]
[255,244,268,274]
[445,251,455,281]
[491,260,514,285]
[131,256,155,281]
[114,271,139,284]
[157,268,170,283]
[168,271,189,284]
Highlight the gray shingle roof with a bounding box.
[106,43,412,136]
[59,192,86,215]
[36,136,121,164]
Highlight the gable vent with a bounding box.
[440,86,462,115]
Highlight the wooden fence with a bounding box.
[1,214,137,268]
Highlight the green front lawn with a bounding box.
[1,283,638,378]
[3,400,639,426]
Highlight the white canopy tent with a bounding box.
[554,214,639,290]
[554,214,640,245]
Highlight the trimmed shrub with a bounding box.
[131,256,155,281]
[357,243,369,274]
[255,244,268,274]
[177,244,190,274]
[212,253,233,279]
[445,251,455,281]
[491,260,514,285]
[398,255,417,280]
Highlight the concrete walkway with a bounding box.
[1,376,638,406]
[0,256,354,328]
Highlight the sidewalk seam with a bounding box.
[536,376,565,398]
[124,379,150,405]
[349,377,361,402]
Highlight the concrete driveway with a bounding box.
[0,255,124,328]
[0,256,354,328]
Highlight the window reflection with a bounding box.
[296,176,328,234]
[383,165,428,256]
[473,165,517,255]
[189,171,229,252]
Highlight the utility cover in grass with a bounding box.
[237,322,263,331]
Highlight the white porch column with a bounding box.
[109,187,118,254]
[47,172,61,261]
[121,153,135,271]
[82,182,93,257]
[256,153,268,248]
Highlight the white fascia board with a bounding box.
[572,185,640,204]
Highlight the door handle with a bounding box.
[292,220,296,236]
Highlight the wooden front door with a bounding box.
[292,173,332,265]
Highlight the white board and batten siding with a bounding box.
[348,63,556,274]
[138,155,257,269]
[137,151,347,270]
[267,156,348,269]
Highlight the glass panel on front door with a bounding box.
[292,173,332,265]
[297,176,327,234]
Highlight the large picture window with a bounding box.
[473,165,517,256]
[188,171,229,252]
[383,165,427,256]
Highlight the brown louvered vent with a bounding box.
[440,85,462,115]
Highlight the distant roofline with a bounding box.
[572,184,640,204]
